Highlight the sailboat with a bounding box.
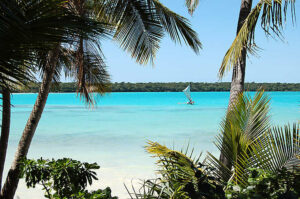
[183,84,194,105]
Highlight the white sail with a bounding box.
[183,84,192,101]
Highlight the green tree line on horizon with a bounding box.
[0,0,299,198]
[16,82,300,93]
[0,0,202,197]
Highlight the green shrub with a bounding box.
[19,158,118,199]
[225,168,300,199]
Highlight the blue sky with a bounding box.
[100,0,300,83]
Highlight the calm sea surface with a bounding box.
[2,92,300,198]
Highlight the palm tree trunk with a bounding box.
[0,88,11,191]
[219,0,253,168]
[0,45,60,199]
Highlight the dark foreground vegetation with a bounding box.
[17,82,300,93]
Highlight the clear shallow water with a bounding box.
[2,92,300,198]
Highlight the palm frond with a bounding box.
[207,90,299,186]
[216,90,271,165]
[96,0,201,65]
[219,0,296,78]
[250,123,300,172]
[146,141,200,182]
[141,142,225,198]
[207,90,271,185]
[152,0,202,53]
[57,40,111,105]
[125,179,189,199]
[185,0,200,15]
[104,0,164,65]
[145,141,203,196]
[74,42,111,105]
[0,0,112,88]
[219,1,263,78]
[204,153,232,184]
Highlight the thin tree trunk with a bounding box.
[0,88,11,191]
[0,45,60,199]
[219,0,253,169]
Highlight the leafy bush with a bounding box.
[225,168,300,199]
[126,142,225,199]
[19,158,117,199]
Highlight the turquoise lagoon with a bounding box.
[3,92,300,198]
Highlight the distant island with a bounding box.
[15,82,300,93]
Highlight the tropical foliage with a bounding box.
[97,0,201,65]
[0,0,114,194]
[0,0,202,101]
[206,91,300,186]
[225,168,300,199]
[20,158,118,199]
[0,0,202,198]
[127,141,225,199]
[1,0,298,198]
[219,0,296,78]
[126,91,300,198]
[0,0,107,88]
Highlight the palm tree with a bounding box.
[206,91,300,185]
[127,91,299,198]
[0,87,11,190]
[218,0,296,166]
[219,0,296,107]
[0,0,113,197]
[1,0,202,198]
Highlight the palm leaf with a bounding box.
[185,0,200,15]
[125,179,189,199]
[207,90,300,186]
[96,0,201,65]
[250,123,300,172]
[207,90,271,185]
[152,0,202,53]
[146,141,200,184]
[102,0,164,65]
[73,40,111,105]
[219,0,296,78]
[0,0,111,88]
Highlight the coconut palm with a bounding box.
[206,91,300,185]
[218,0,296,167]
[127,91,300,198]
[0,87,11,190]
[1,0,202,198]
[0,0,113,197]
[219,0,296,108]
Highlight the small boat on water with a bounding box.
[183,84,194,105]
